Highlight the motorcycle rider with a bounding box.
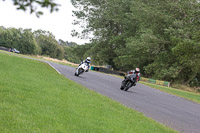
[78,57,91,72]
[124,68,140,86]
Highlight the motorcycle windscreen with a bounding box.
[130,74,137,82]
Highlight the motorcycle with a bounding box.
[120,73,137,91]
[74,62,89,76]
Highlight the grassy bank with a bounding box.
[140,81,200,104]
[0,52,176,132]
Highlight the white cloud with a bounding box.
[0,0,89,44]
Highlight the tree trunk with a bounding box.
[183,74,197,85]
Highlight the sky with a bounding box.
[0,0,89,44]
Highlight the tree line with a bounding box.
[0,0,199,87]
[70,0,200,86]
[0,26,78,60]
[0,26,89,63]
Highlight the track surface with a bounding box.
[49,62,200,133]
[1,50,199,133]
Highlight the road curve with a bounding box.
[1,50,199,132]
[49,62,200,133]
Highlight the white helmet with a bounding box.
[135,68,140,73]
[86,57,91,63]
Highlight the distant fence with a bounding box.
[140,77,170,87]
[90,66,125,76]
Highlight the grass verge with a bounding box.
[0,52,176,132]
[0,50,78,67]
[1,50,198,104]
[140,81,200,104]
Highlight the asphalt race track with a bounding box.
[1,49,199,133]
[49,62,200,133]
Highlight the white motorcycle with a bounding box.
[74,62,89,76]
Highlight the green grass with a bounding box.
[140,81,200,104]
[0,52,176,133]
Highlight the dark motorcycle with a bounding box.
[120,73,137,91]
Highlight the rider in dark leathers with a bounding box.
[124,68,140,86]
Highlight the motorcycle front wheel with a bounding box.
[120,80,126,90]
[124,81,133,91]
[77,68,84,76]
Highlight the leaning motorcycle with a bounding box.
[74,62,88,76]
[120,73,137,91]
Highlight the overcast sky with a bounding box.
[0,0,89,44]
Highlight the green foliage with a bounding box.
[0,27,40,54]
[56,45,65,60]
[64,43,92,64]
[34,30,59,58]
[71,0,200,85]
[0,27,64,59]
[58,39,77,47]
[2,0,59,17]
[64,46,80,63]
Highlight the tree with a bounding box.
[0,27,40,54]
[19,28,41,54]
[64,43,91,63]
[2,0,60,17]
[71,0,200,85]
[34,30,64,59]
[58,39,78,47]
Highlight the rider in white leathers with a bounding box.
[78,57,91,72]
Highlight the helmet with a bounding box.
[86,57,91,61]
[86,57,91,63]
[135,68,140,73]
